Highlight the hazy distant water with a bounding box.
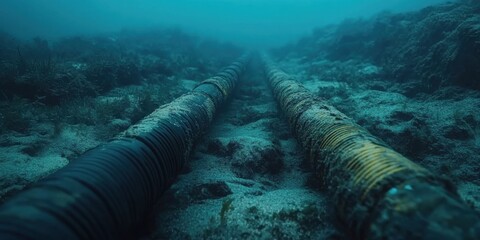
[1,0,449,48]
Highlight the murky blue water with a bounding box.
[1,0,448,48]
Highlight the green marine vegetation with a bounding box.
[220,197,234,226]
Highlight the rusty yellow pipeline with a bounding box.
[262,54,480,239]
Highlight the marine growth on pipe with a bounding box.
[261,54,480,240]
[0,54,250,240]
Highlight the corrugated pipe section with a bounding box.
[262,54,480,239]
[0,54,250,240]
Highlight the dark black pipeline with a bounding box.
[0,54,250,240]
[261,54,480,240]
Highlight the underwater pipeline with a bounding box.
[261,54,480,239]
[0,54,250,239]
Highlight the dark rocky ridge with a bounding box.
[274,1,480,92]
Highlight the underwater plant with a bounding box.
[220,197,234,226]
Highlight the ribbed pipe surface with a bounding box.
[0,54,250,240]
[262,54,480,239]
